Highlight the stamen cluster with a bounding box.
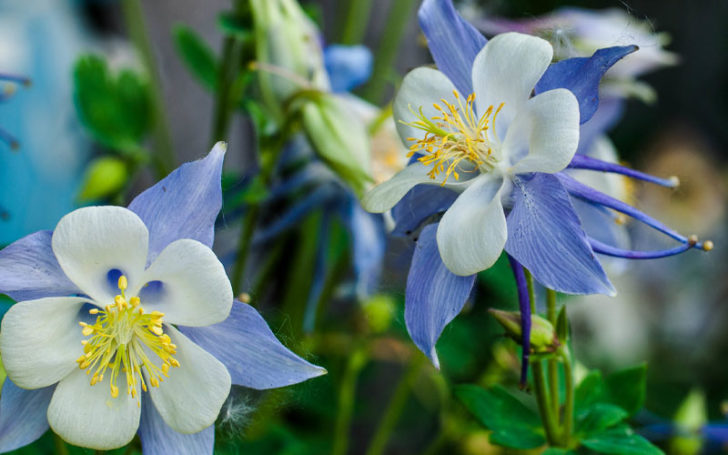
[403,91,503,183]
[76,276,179,401]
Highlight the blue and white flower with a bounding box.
[0,143,326,453]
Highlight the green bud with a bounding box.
[362,294,395,334]
[249,0,329,105]
[301,95,372,196]
[556,305,569,344]
[488,309,557,353]
[78,157,128,202]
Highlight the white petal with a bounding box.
[47,368,141,450]
[436,176,506,276]
[504,89,580,175]
[147,326,231,434]
[362,162,434,213]
[472,32,553,137]
[52,206,149,305]
[393,67,461,148]
[0,297,86,389]
[135,239,232,327]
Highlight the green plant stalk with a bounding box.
[340,0,373,44]
[229,127,290,295]
[560,347,575,447]
[361,0,416,103]
[332,346,369,455]
[546,289,560,420]
[120,0,175,178]
[365,354,425,455]
[524,269,560,445]
[53,434,69,455]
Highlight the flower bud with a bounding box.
[488,309,557,353]
[362,294,395,334]
[301,94,372,196]
[249,0,329,104]
[77,157,128,202]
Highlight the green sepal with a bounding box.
[556,304,568,343]
[218,11,253,40]
[172,25,218,91]
[454,384,545,450]
[582,426,664,455]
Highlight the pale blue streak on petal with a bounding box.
[180,301,326,389]
[405,223,475,368]
[535,46,637,123]
[0,379,54,453]
[504,173,615,296]
[138,398,214,455]
[324,44,373,93]
[128,144,225,262]
[418,0,487,95]
[391,185,457,237]
[0,231,78,301]
[347,200,387,299]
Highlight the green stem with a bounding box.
[340,0,373,44]
[546,289,560,420]
[365,355,424,455]
[332,346,369,455]
[560,346,575,446]
[524,269,560,445]
[361,0,416,103]
[229,128,289,295]
[53,434,70,455]
[120,0,175,178]
[209,36,237,146]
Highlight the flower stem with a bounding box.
[340,0,373,45]
[365,354,424,455]
[120,0,175,178]
[546,289,560,420]
[524,270,560,445]
[332,345,369,455]
[560,341,575,446]
[361,0,416,103]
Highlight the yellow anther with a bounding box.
[89,308,99,315]
[81,326,94,336]
[110,384,119,398]
[162,363,170,375]
[114,295,126,308]
[703,240,714,252]
[76,355,86,363]
[151,326,164,336]
[150,377,159,388]
[669,176,680,187]
[688,234,698,246]
[150,311,164,318]
[170,359,180,368]
[130,296,140,307]
[118,275,128,291]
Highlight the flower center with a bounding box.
[76,275,179,400]
[403,91,504,184]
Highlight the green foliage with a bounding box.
[172,25,218,91]
[218,12,253,40]
[576,403,629,436]
[455,384,545,449]
[582,426,665,455]
[77,156,128,202]
[605,364,647,417]
[73,55,151,154]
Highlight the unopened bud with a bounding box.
[488,309,557,353]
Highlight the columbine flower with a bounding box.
[363,0,711,377]
[0,143,326,453]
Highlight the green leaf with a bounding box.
[77,156,129,202]
[74,55,151,153]
[172,25,218,91]
[582,427,664,455]
[576,403,629,436]
[542,449,577,455]
[455,384,545,449]
[575,370,606,413]
[605,364,647,416]
[218,11,253,40]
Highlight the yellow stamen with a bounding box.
[78,275,180,400]
[401,91,504,184]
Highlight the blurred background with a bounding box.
[1,0,726,453]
